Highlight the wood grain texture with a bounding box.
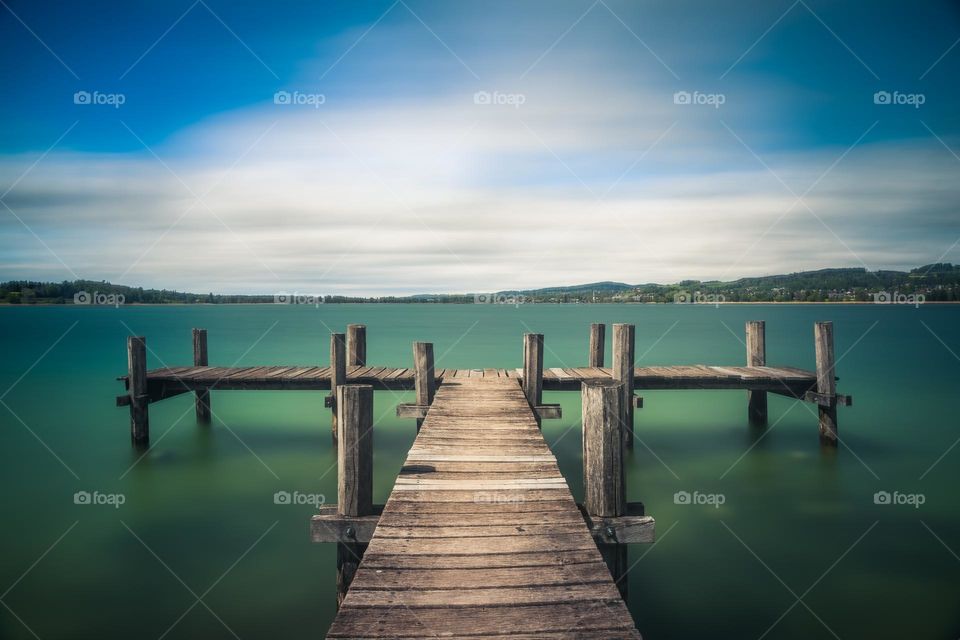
[815,321,838,446]
[127,335,149,445]
[346,324,367,367]
[191,328,211,423]
[612,324,635,448]
[589,323,605,367]
[327,377,642,639]
[746,320,767,426]
[337,385,373,517]
[582,381,625,518]
[330,333,346,444]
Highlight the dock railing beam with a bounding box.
[347,324,366,367]
[523,333,544,427]
[330,333,346,445]
[127,336,149,446]
[336,384,373,607]
[746,321,767,426]
[413,342,436,432]
[589,323,605,367]
[192,328,211,424]
[612,324,635,448]
[815,322,838,446]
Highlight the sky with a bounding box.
[1,0,959,295]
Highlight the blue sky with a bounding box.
[1,0,959,294]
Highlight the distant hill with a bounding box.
[2,265,958,304]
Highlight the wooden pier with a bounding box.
[317,376,647,638]
[115,320,854,637]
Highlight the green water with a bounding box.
[0,304,957,639]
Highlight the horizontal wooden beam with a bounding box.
[396,404,430,419]
[805,391,853,407]
[578,503,655,544]
[311,505,385,543]
[534,404,562,420]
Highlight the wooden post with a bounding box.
[347,324,366,367]
[581,380,625,518]
[815,322,838,446]
[336,383,373,609]
[330,333,346,445]
[127,336,149,446]
[746,321,767,426]
[337,384,374,517]
[582,379,629,600]
[192,328,211,424]
[522,333,544,427]
[413,342,436,432]
[589,323,605,367]
[612,323,635,448]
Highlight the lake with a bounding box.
[0,303,957,639]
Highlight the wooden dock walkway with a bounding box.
[325,376,643,639]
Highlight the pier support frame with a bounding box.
[347,324,366,367]
[192,328,211,424]
[127,336,149,446]
[815,322,838,446]
[612,324,635,448]
[523,333,544,427]
[413,342,436,432]
[329,333,346,445]
[746,321,767,426]
[335,384,374,608]
[589,323,605,368]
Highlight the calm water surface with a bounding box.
[0,303,958,639]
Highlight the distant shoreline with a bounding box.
[1,301,955,307]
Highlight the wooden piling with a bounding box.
[347,324,366,367]
[336,383,373,609]
[330,333,346,445]
[337,384,374,516]
[746,321,767,426]
[413,342,436,432]
[522,333,544,427]
[581,380,626,518]
[814,321,838,446]
[192,328,211,423]
[589,323,605,368]
[612,324,635,448]
[127,336,149,445]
